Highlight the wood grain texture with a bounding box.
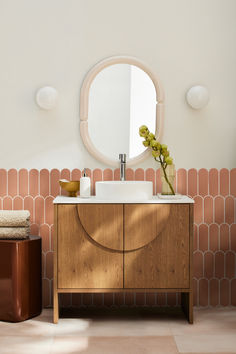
[183,203,194,323]
[77,204,123,251]
[124,204,190,289]
[181,292,193,324]
[53,204,59,324]
[57,204,123,289]
[124,204,171,251]
[54,203,193,323]
[58,288,190,293]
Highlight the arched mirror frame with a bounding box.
[80,56,165,167]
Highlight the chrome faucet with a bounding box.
[119,154,126,181]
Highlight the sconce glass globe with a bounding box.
[36,86,58,110]
[186,86,209,109]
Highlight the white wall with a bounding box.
[0,0,235,170]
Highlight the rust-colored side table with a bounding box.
[0,236,42,322]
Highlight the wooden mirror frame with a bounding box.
[80,56,165,167]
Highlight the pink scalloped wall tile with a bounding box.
[199,224,208,252]
[46,252,53,280]
[231,224,236,252]
[177,168,187,195]
[198,169,208,196]
[50,169,60,197]
[135,168,144,181]
[103,168,113,181]
[230,168,236,197]
[209,168,218,196]
[3,196,12,210]
[220,168,229,196]
[193,196,203,224]
[215,252,224,278]
[220,224,229,251]
[71,169,81,181]
[29,169,39,197]
[0,168,235,308]
[188,169,197,196]
[204,252,214,279]
[13,196,23,210]
[19,169,28,196]
[40,169,49,197]
[92,169,102,195]
[225,196,234,224]
[42,279,50,308]
[0,169,7,197]
[209,224,219,251]
[145,168,155,194]
[45,196,54,225]
[204,196,213,224]
[193,224,198,251]
[40,224,50,253]
[232,279,236,306]
[156,169,161,194]
[210,279,219,306]
[214,196,225,224]
[126,168,134,181]
[8,169,17,197]
[35,196,44,225]
[220,279,229,306]
[114,168,120,181]
[199,279,208,306]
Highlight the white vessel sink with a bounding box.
[95,181,153,201]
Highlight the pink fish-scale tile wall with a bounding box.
[0,168,235,308]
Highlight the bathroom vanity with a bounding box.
[53,196,194,324]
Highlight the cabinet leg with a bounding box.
[181,292,193,324]
[53,291,59,324]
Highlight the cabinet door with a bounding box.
[57,204,123,289]
[124,204,190,289]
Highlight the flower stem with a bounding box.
[160,159,175,195]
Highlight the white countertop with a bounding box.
[53,195,194,204]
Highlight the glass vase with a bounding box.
[160,164,175,195]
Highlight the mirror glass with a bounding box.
[88,64,156,160]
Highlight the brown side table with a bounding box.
[0,236,42,322]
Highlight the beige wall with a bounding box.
[0,0,235,170]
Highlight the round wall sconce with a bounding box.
[186,85,209,109]
[36,86,58,110]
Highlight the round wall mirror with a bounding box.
[80,56,164,167]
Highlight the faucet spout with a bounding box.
[119,154,126,181]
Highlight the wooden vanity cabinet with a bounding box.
[54,202,193,324]
[124,204,190,289]
[57,204,123,289]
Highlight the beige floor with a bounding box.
[0,307,235,354]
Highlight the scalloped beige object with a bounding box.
[79,56,165,167]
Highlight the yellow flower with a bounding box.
[147,133,155,141]
[139,125,149,137]
[162,150,169,157]
[143,140,150,147]
[152,150,160,158]
[150,140,161,149]
[161,144,168,151]
[165,156,173,165]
